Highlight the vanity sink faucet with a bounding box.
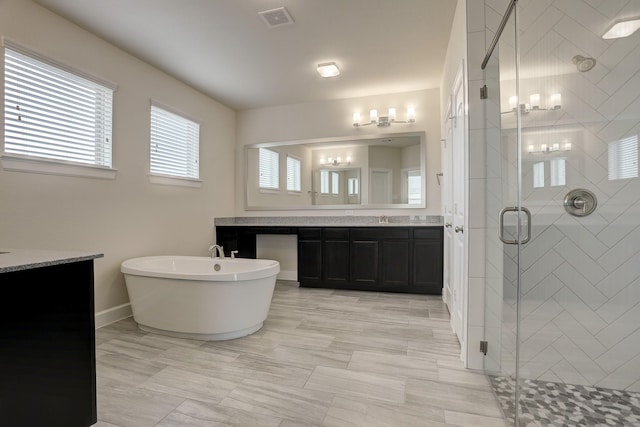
[208,244,225,259]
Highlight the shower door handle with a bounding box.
[498,206,531,245]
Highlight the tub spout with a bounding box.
[208,244,225,259]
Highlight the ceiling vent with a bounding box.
[258,7,294,29]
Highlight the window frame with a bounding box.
[2,40,117,179]
[286,154,301,193]
[258,147,280,191]
[149,100,201,187]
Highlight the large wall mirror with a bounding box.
[245,131,426,210]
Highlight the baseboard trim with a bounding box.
[277,270,297,281]
[95,303,132,329]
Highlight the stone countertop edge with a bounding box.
[0,249,104,273]
[214,216,444,227]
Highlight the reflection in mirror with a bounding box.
[312,168,360,205]
[245,131,425,210]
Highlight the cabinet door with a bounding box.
[322,240,350,285]
[380,240,410,289]
[350,240,379,285]
[298,240,322,283]
[412,239,443,294]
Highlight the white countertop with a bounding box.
[0,249,104,273]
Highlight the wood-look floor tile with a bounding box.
[347,350,439,380]
[158,399,282,427]
[444,410,509,427]
[264,344,352,370]
[96,282,506,426]
[138,366,238,404]
[96,352,168,386]
[221,378,333,424]
[323,395,446,427]
[97,379,184,427]
[153,344,239,369]
[405,378,503,418]
[304,366,405,404]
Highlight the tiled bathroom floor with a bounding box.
[490,375,640,427]
[95,281,506,427]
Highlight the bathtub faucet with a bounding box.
[208,244,225,259]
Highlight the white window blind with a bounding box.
[608,135,638,181]
[150,104,200,179]
[286,154,301,192]
[259,148,279,189]
[4,43,114,167]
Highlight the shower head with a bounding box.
[572,55,596,72]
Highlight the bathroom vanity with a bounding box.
[0,249,103,427]
[215,217,443,294]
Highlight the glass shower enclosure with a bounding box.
[481,0,640,425]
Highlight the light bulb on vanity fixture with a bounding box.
[353,107,416,127]
[322,156,351,166]
[527,141,572,154]
[503,93,562,114]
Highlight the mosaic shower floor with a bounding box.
[490,376,640,426]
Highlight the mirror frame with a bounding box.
[244,131,426,210]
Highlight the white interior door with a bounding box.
[443,105,454,307]
[370,169,392,204]
[450,63,467,355]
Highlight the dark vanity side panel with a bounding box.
[0,260,96,426]
[412,227,444,294]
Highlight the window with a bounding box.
[404,169,421,204]
[608,135,638,180]
[259,148,279,189]
[533,161,545,188]
[550,159,566,187]
[150,103,200,180]
[320,169,329,194]
[348,177,359,195]
[286,154,301,192]
[331,171,339,195]
[3,42,114,169]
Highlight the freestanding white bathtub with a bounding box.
[121,256,280,340]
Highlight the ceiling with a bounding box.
[33,0,457,111]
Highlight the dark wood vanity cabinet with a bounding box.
[215,225,443,295]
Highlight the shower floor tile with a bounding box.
[490,375,640,426]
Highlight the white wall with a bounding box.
[0,0,236,316]
[236,89,442,216]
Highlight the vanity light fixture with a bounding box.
[602,17,640,39]
[353,107,416,127]
[317,62,340,78]
[527,142,572,154]
[323,156,351,166]
[503,93,561,114]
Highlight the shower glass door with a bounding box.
[483,1,640,426]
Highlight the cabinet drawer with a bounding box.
[324,228,349,240]
[351,228,409,240]
[298,228,322,239]
[413,227,442,240]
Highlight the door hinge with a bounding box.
[480,85,488,100]
[480,340,488,355]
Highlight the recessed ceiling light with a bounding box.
[602,17,640,39]
[317,62,340,78]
